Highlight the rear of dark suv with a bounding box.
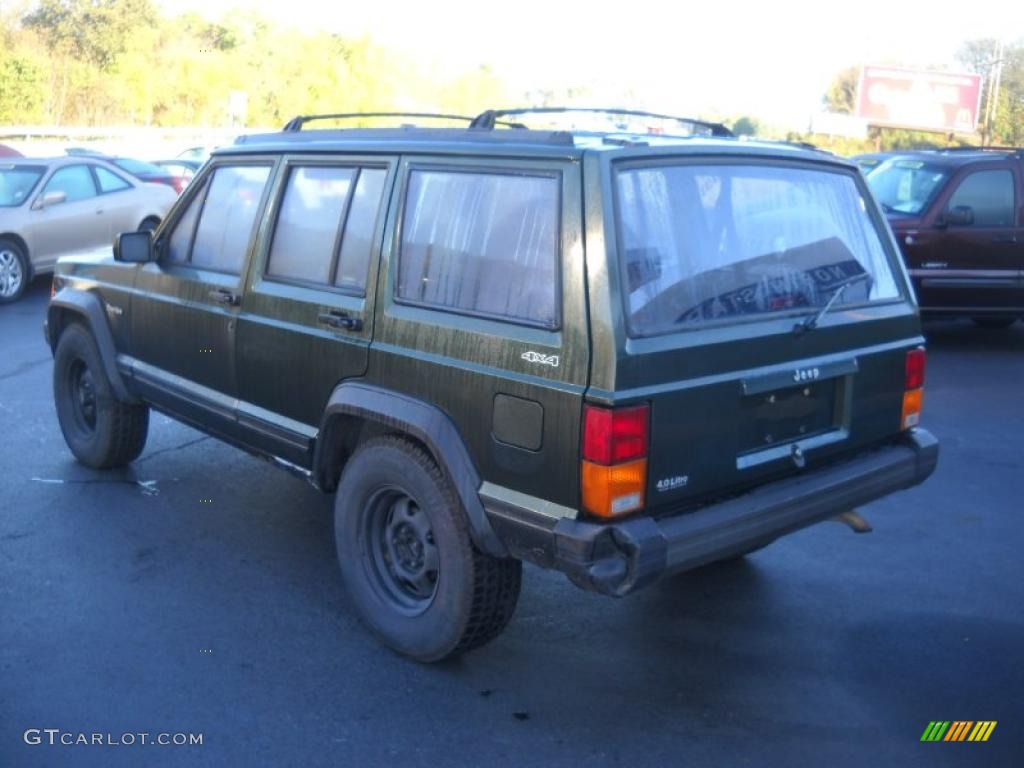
[866,148,1024,327]
[46,110,938,662]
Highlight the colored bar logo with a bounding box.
[921,721,997,742]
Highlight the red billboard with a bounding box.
[856,66,983,133]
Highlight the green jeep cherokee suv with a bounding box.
[45,109,939,662]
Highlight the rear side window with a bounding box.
[268,167,356,284]
[95,166,131,193]
[397,170,559,328]
[946,170,1015,227]
[616,163,901,335]
[266,165,387,292]
[190,166,271,274]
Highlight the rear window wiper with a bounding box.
[793,272,872,336]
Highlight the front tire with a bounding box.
[0,238,29,304]
[53,323,149,468]
[334,436,521,662]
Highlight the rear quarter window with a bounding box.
[397,169,560,328]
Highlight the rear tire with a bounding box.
[334,436,521,662]
[0,238,29,304]
[53,323,149,468]
[971,317,1016,329]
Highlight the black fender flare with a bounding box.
[45,288,137,403]
[314,382,507,558]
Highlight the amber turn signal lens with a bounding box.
[581,458,647,518]
[901,388,923,429]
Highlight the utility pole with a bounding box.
[983,39,1005,144]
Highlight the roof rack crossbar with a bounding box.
[940,146,1024,154]
[283,112,530,132]
[469,107,734,137]
[283,112,476,132]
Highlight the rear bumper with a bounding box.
[485,429,939,596]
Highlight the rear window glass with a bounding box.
[616,163,901,335]
[398,170,559,328]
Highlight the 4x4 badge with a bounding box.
[521,351,559,368]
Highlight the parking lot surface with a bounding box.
[2,276,1022,767]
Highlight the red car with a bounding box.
[0,143,24,158]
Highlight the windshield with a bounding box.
[113,158,166,175]
[866,158,948,215]
[615,162,902,336]
[0,166,45,207]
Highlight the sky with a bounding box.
[161,0,1023,129]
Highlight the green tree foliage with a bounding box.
[957,38,1024,145]
[0,1,523,127]
[731,116,759,136]
[824,66,860,114]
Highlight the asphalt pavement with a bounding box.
[2,275,1022,767]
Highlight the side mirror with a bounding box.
[33,190,67,210]
[114,230,154,263]
[940,205,974,227]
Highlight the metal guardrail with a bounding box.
[0,125,273,140]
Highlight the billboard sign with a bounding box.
[856,66,983,133]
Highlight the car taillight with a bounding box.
[172,177,188,194]
[905,348,926,390]
[901,347,926,429]
[581,404,649,518]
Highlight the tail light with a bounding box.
[581,404,649,518]
[901,347,926,429]
[171,176,188,195]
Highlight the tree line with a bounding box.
[0,0,518,128]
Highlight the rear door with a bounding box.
[233,155,395,461]
[128,158,275,424]
[595,153,921,512]
[918,163,1023,312]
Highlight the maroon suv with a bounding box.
[866,148,1024,328]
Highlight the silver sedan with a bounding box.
[0,156,176,302]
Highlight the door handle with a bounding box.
[208,288,240,306]
[991,234,1017,243]
[318,310,363,331]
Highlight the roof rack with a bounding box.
[939,145,1024,155]
[282,112,528,132]
[468,107,734,137]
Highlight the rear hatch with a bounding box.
[592,151,923,514]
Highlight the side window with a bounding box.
[397,169,559,327]
[267,166,356,284]
[336,168,387,291]
[266,165,387,292]
[947,170,1015,227]
[166,179,208,263]
[42,165,97,202]
[94,166,132,193]
[191,165,271,274]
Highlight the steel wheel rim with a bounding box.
[361,487,440,616]
[0,249,23,298]
[69,359,98,432]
